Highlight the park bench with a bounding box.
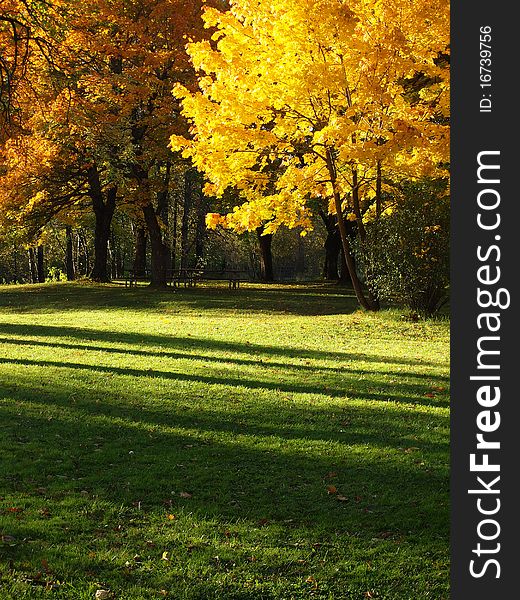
[193,269,245,289]
[169,268,201,288]
[124,269,150,288]
[125,268,246,289]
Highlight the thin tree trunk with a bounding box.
[133,226,147,276]
[195,182,209,265]
[256,226,274,282]
[36,246,45,283]
[376,160,382,219]
[171,192,178,271]
[181,168,195,270]
[143,202,169,288]
[352,168,379,308]
[195,203,206,264]
[65,226,75,280]
[28,248,37,283]
[325,148,377,310]
[338,246,349,284]
[79,231,90,276]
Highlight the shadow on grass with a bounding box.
[0,378,449,530]
[0,284,450,597]
[0,282,361,317]
[0,355,448,409]
[0,321,447,368]
[1,377,449,454]
[0,336,450,384]
[0,386,449,596]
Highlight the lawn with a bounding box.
[0,282,449,599]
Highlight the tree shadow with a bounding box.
[0,355,448,410]
[0,336,450,383]
[0,321,448,369]
[0,282,363,317]
[0,376,449,541]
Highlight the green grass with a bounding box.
[0,282,449,599]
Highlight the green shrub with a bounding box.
[46,266,67,282]
[355,181,450,315]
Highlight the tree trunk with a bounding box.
[323,228,341,280]
[28,248,37,283]
[195,197,208,265]
[78,230,90,276]
[87,166,117,282]
[376,160,382,219]
[143,202,169,288]
[338,245,352,285]
[325,148,377,310]
[171,191,178,271]
[295,234,305,277]
[65,226,75,280]
[181,168,195,270]
[36,245,45,282]
[133,226,147,277]
[256,226,274,282]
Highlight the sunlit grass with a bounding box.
[0,282,449,599]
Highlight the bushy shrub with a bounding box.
[355,182,450,315]
[46,266,67,282]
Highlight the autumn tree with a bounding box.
[1,0,226,285]
[171,0,450,309]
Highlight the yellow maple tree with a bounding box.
[171,0,449,309]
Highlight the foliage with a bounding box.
[355,181,450,315]
[171,0,450,235]
[0,0,223,242]
[45,265,66,282]
[0,282,449,599]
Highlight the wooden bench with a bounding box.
[195,270,244,289]
[125,269,246,289]
[125,270,150,288]
[169,269,201,288]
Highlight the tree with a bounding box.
[354,180,450,315]
[171,0,449,309]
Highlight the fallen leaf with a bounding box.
[179,492,192,499]
[326,485,337,495]
[161,551,170,561]
[336,495,348,502]
[166,514,176,520]
[95,590,111,600]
